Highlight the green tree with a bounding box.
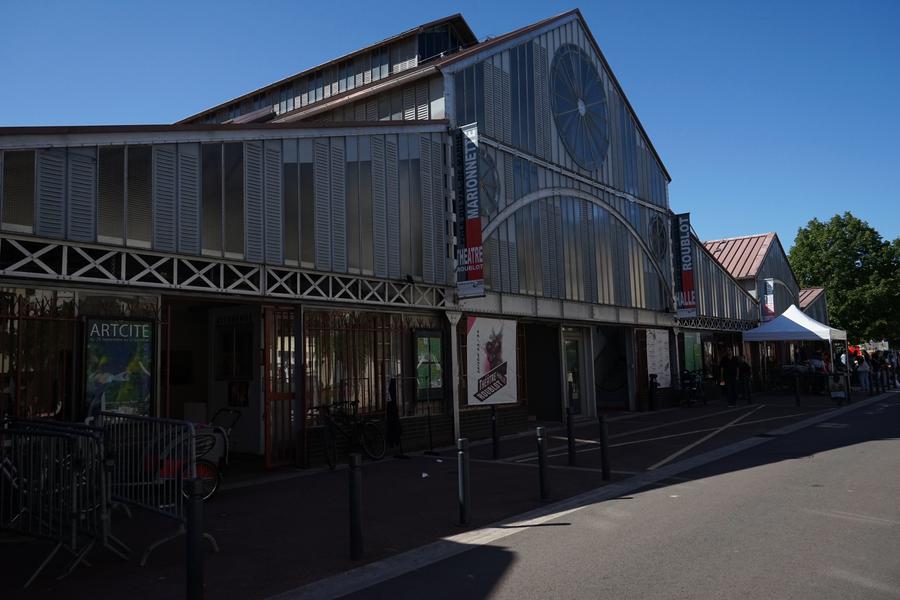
[789,212,900,343]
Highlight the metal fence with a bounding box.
[98,411,217,564]
[1,418,129,587]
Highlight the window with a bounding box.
[299,139,315,267]
[2,150,35,231]
[358,137,374,275]
[201,144,222,255]
[415,330,443,401]
[223,142,244,257]
[98,146,125,243]
[126,146,152,247]
[283,139,299,265]
[345,137,360,273]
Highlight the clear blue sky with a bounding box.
[2,0,898,250]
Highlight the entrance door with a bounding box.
[264,307,296,468]
[563,333,586,416]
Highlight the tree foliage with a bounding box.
[789,212,900,343]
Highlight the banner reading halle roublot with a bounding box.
[85,319,153,418]
[466,317,517,405]
[672,212,697,318]
[456,124,485,298]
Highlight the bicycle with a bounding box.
[315,400,386,470]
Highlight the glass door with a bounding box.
[564,337,583,415]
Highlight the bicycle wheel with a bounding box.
[323,423,337,470]
[360,421,386,460]
[182,459,221,501]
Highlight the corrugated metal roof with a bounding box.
[177,14,478,125]
[799,287,825,309]
[703,233,775,280]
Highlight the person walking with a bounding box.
[857,352,871,395]
[719,351,739,407]
[738,354,752,404]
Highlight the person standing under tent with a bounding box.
[738,354,752,404]
[857,352,871,395]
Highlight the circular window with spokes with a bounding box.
[550,44,610,171]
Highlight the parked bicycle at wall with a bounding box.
[314,400,386,470]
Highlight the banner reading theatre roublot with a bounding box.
[455,123,485,298]
[84,319,154,418]
[466,317,517,405]
[672,212,697,318]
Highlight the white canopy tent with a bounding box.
[742,305,846,342]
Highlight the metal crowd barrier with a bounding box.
[1,419,129,587]
[98,411,219,565]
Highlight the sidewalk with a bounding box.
[0,390,873,598]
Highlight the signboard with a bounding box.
[645,329,671,388]
[672,213,697,318]
[85,319,153,418]
[455,124,485,298]
[762,278,776,321]
[466,317,517,405]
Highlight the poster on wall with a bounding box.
[466,317,517,405]
[762,278,776,321]
[645,329,671,388]
[85,319,153,418]
[455,123,485,298]
[672,212,697,318]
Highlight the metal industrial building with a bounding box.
[0,10,793,467]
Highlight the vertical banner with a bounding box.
[455,123,485,298]
[645,329,671,388]
[466,317,517,405]
[762,278,776,321]
[672,213,697,318]
[85,319,154,418]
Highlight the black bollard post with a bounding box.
[349,453,363,560]
[186,478,204,600]
[457,438,470,525]
[536,427,549,501]
[566,404,576,466]
[491,405,500,460]
[648,374,658,411]
[598,414,611,481]
[794,374,801,407]
[844,373,852,405]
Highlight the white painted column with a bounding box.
[446,310,462,441]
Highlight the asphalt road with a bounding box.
[343,391,900,600]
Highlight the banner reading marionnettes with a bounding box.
[762,278,776,321]
[466,317,517,405]
[455,124,485,298]
[672,212,697,318]
[84,319,154,419]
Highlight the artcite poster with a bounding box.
[645,329,671,388]
[466,317,517,405]
[85,319,153,418]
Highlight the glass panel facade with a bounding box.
[282,139,299,265]
[298,139,315,267]
[98,146,124,242]
[201,144,222,254]
[126,145,152,246]
[223,142,244,257]
[2,150,35,231]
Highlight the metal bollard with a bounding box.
[186,478,204,600]
[491,405,500,460]
[537,427,549,501]
[566,405,577,466]
[457,438,471,525]
[844,373,852,405]
[648,374,658,411]
[348,453,364,560]
[794,374,801,407]
[598,414,611,481]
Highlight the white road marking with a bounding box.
[807,509,900,527]
[647,405,765,471]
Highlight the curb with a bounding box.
[271,391,896,600]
